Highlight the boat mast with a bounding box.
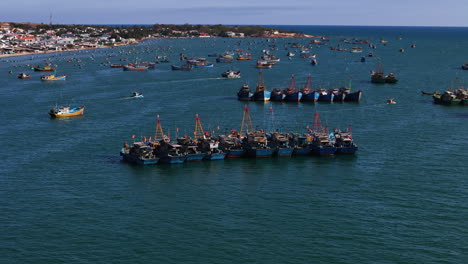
[304,74,312,90]
[268,106,276,133]
[154,114,164,142]
[288,74,296,91]
[256,70,266,92]
[194,113,204,138]
[312,112,325,133]
[240,105,254,135]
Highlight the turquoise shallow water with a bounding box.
[1,26,468,263]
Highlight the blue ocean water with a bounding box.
[1,26,468,263]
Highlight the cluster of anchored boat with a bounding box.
[237,72,362,103]
[120,111,358,165]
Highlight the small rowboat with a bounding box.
[49,105,85,118]
[41,74,67,81]
[123,64,149,71]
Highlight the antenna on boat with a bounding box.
[240,105,254,135]
[268,106,276,133]
[154,114,164,142]
[194,113,204,139]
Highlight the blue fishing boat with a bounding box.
[253,70,271,101]
[309,112,336,156]
[219,133,246,158]
[292,134,313,155]
[309,133,337,156]
[333,128,358,154]
[269,133,294,157]
[177,137,205,162]
[155,137,187,164]
[330,88,345,102]
[243,131,275,158]
[343,90,362,102]
[198,139,226,160]
[237,83,253,101]
[283,74,302,102]
[300,74,319,102]
[317,88,334,103]
[120,142,159,165]
[270,88,285,101]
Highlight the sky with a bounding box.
[2,0,468,27]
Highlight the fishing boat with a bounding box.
[41,74,67,81]
[300,74,319,102]
[292,134,313,155]
[309,113,337,156]
[317,88,334,103]
[283,74,302,102]
[49,105,85,118]
[218,132,246,158]
[236,53,252,60]
[110,64,124,68]
[123,64,149,71]
[385,73,398,83]
[155,137,187,164]
[269,132,294,157]
[131,91,144,98]
[462,62,468,70]
[256,60,274,68]
[329,88,346,102]
[33,65,55,72]
[386,98,396,104]
[370,63,386,83]
[221,70,241,79]
[216,57,233,63]
[120,141,159,165]
[18,73,30,79]
[237,83,253,101]
[192,115,226,160]
[311,59,318,65]
[333,127,358,155]
[171,64,194,71]
[350,47,363,53]
[177,137,205,162]
[270,88,285,101]
[286,52,295,57]
[243,131,275,158]
[343,89,362,102]
[252,70,271,101]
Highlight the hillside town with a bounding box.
[0,22,313,57]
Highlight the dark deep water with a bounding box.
[1,26,468,263]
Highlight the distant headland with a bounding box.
[0,22,316,58]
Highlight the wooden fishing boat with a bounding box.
[171,64,194,71]
[270,88,285,101]
[461,62,468,70]
[155,137,187,164]
[333,127,358,155]
[243,131,275,158]
[123,64,149,71]
[49,105,85,118]
[269,132,294,157]
[309,113,336,156]
[371,63,386,83]
[18,73,30,79]
[300,74,319,102]
[385,73,398,83]
[41,74,67,81]
[34,65,55,72]
[218,133,246,158]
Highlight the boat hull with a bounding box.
[159,155,186,164]
[276,148,294,157]
[284,92,302,102]
[344,91,362,102]
[318,93,334,103]
[335,146,358,155]
[122,153,159,165]
[246,148,275,158]
[310,146,337,156]
[204,153,226,160]
[185,153,205,162]
[226,149,246,158]
[253,91,271,101]
[293,147,312,156]
[49,107,85,118]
